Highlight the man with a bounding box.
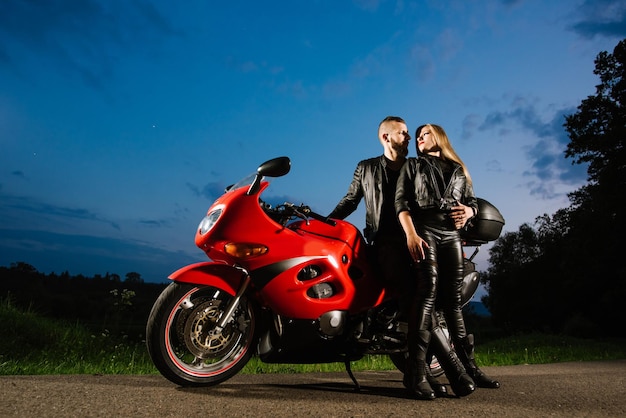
[329,116,411,298]
[329,116,466,399]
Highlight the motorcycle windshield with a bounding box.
[227,173,267,193]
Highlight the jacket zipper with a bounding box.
[427,157,461,207]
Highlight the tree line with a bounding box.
[0,261,166,341]
[481,38,626,338]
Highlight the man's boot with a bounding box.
[403,330,436,400]
[430,326,475,397]
[456,334,500,389]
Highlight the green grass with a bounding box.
[0,297,155,375]
[474,333,626,366]
[1,297,625,376]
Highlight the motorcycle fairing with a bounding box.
[248,256,329,289]
[168,262,243,296]
[256,248,387,319]
[195,181,389,320]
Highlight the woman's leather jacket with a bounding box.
[395,155,478,217]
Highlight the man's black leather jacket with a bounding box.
[328,155,391,243]
[395,155,478,216]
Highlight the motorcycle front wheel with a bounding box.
[146,282,258,386]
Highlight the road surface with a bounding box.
[1,360,625,417]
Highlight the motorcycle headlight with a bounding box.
[198,207,223,235]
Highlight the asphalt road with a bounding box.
[1,361,625,417]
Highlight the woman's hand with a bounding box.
[406,231,429,263]
[398,210,429,262]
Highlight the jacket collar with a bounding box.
[379,154,405,170]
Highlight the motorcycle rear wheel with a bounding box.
[146,282,257,386]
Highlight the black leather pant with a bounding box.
[409,224,467,342]
[372,235,414,314]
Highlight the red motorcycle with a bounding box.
[146,157,504,388]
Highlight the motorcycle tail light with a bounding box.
[224,242,268,259]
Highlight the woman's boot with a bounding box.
[403,330,436,400]
[425,361,447,397]
[430,326,475,397]
[456,334,501,389]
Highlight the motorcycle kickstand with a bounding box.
[344,361,360,392]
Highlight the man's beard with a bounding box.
[393,143,409,157]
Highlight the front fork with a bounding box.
[214,266,251,333]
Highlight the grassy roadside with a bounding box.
[2,297,625,376]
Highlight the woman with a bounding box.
[395,124,499,398]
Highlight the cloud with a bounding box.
[0,189,203,282]
[521,109,587,187]
[461,114,482,140]
[485,159,503,173]
[478,101,557,138]
[275,80,308,99]
[139,219,170,228]
[0,193,121,232]
[353,0,382,12]
[408,29,463,83]
[350,46,388,79]
[467,97,588,200]
[0,186,307,282]
[225,56,260,74]
[409,44,436,82]
[0,228,198,282]
[569,0,626,39]
[437,29,464,62]
[186,181,226,201]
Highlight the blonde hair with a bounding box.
[417,123,472,185]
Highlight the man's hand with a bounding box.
[450,203,474,230]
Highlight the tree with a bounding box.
[124,272,143,284]
[10,262,38,273]
[483,38,626,337]
[482,213,572,334]
[565,39,626,191]
[562,38,626,336]
[564,38,626,234]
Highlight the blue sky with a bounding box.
[1,0,625,287]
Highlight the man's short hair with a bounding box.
[378,116,405,137]
[379,116,405,127]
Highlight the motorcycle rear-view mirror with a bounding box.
[247,156,291,195]
[257,156,291,178]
